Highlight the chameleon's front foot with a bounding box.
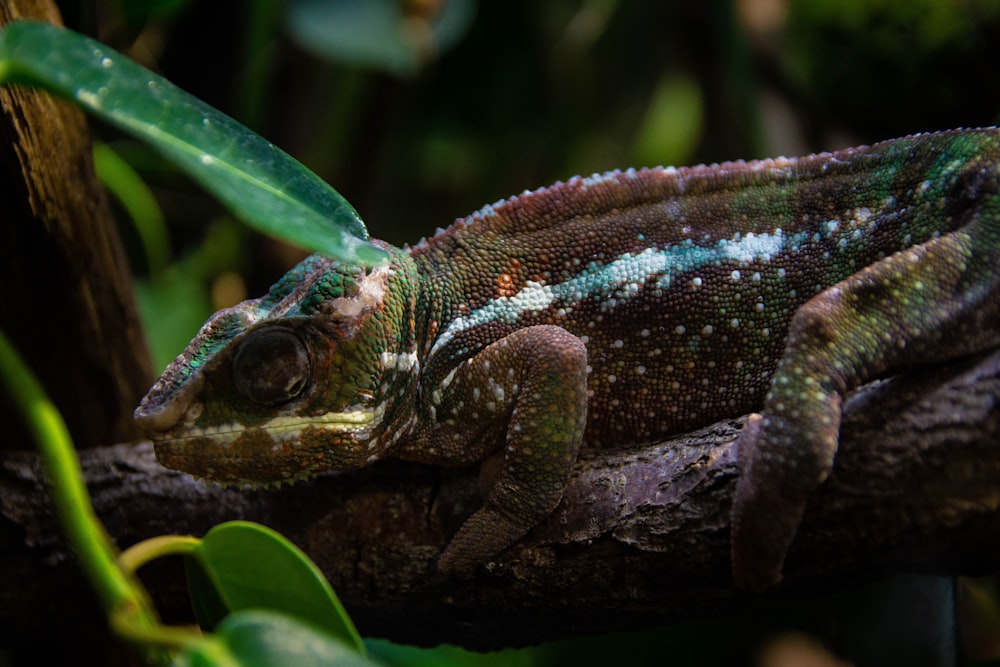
[430,325,590,577]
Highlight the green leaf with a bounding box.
[180,610,382,667]
[187,521,365,654]
[0,19,387,265]
[185,554,232,636]
[366,638,537,667]
[93,141,172,277]
[287,0,475,76]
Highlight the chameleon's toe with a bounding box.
[437,505,530,577]
[730,414,815,591]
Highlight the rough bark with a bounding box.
[0,0,152,451]
[3,349,999,651]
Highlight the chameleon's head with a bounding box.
[134,249,419,486]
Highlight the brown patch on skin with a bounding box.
[497,273,517,298]
[495,259,524,298]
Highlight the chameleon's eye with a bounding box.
[232,328,311,406]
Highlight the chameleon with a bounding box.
[134,127,1000,589]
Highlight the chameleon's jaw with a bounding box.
[150,406,387,484]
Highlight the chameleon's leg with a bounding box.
[434,325,589,576]
[731,208,1000,590]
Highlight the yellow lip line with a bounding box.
[163,408,376,443]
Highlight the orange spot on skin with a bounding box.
[498,273,518,298]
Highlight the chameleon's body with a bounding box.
[135,128,1000,588]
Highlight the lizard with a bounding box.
[134,127,1000,590]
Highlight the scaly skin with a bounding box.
[135,128,1000,587]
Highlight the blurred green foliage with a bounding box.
[785,0,1000,137]
[287,0,475,77]
[51,0,1000,663]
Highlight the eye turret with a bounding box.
[232,327,311,406]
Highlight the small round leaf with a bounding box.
[187,521,364,653]
[181,610,381,667]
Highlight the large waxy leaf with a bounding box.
[0,20,387,265]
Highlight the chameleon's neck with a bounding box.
[406,241,473,357]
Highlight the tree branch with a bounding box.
[3,349,1000,650]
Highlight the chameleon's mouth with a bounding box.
[152,408,379,445]
[151,406,387,484]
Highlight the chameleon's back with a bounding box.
[409,128,1000,447]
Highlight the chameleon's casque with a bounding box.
[136,128,1000,588]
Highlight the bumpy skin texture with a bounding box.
[135,128,1000,587]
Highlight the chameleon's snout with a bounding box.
[134,400,179,433]
[133,402,165,432]
[133,374,201,435]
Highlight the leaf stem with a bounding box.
[118,534,201,576]
[0,329,195,666]
[0,330,145,617]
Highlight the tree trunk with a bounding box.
[0,0,152,452]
